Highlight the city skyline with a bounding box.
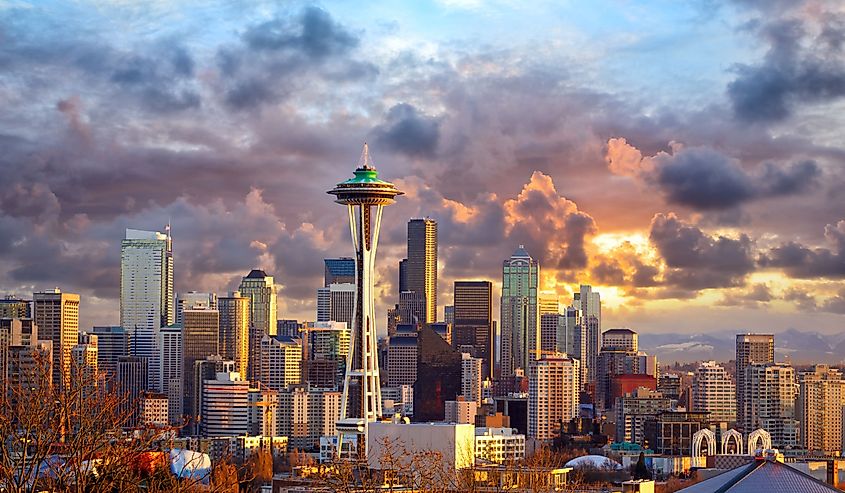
[2,1,845,336]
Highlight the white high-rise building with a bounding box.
[461,353,483,405]
[176,292,217,325]
[692,361,736,423]
[278,386,342,450]
[259,335,302,390]
[238,270,277,337]
[445,396,478,424]
[798,365,845,455]
[387,333,417,387]
[475,427,526,464]
[157,324,182,424]
[601,328,638,352]
[500,246,539,377]
[744,363,799,449]
[736,333,774,431]
[201,371,249,437]
[528,353,580,441]
[316,283,355,327]
[573,285,600,384]
[120,228,174,331]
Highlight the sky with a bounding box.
[1,0,845,336]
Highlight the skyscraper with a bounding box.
[157,323,182,425]
[90,326,127,381]
[736,333,774,431]
[328,144,403,456]
[406,218,438,324]
[201,371,249,438]
[0,296,30,319]
[238,269,277,337]
[798,365,844,455]
[500,246,539,377]
[743,363,798,449]
[316,283,355,327]
[453,280,494,379]
[182,307,219,424]
[120,228,174,331]
[218,291,250,378]
[259,334,302,390]
[324,257,355,286]
[528,353,580,441]
[175,291,217,325]
[117,355,148,428]
[573,285,600,384]
[33,289,79,390]
[691,361,736,423]
[414,325,462,422]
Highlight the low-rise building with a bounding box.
[474,427,525,464]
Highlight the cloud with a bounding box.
[759,219,845,278]
[605,138,820,210]
[783,286,817,311]
[727,9,845,122]
[717,283,773,307]
[649,213,755,289]
[372,104,441,159]
[819,289,845,314]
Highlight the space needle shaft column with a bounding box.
[329,144,403,459]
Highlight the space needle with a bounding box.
[328,144,403,458]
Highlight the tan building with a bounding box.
[238,269,277,337]
[259,334,301,390]
[528,353,580,441]
[218,291,250,379]
[692,360,736,423]
[277,385,341,450]
[736,333,774,432]
[406,218,438,324]
[798,365,844,455]
[445,396,478,424]
[33,289,79,390]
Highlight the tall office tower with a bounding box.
[71,333,98,391]
[538,295,559,316]
[302,321,350,390]
[238,269,277,337]
[90,326,127,381]
[406,218,438,324]
[192,356,234,434]
[278,385,342,450]
[444,305,454,326]
[398,291,425,326]
[398,258,409,293]
[736,334,775,431]
[595,345,656,412]
[461,352,483,404]
[387,332,418,387]
[33,289,79,390]
[500,246,539,377]
[329,144,403,456]
[182,308,219,424]
[386,304,400,337]
[798,365,845,455]
[324,257,355,286]
[539,314,559,354]
[117,355,149,428]
[453,280,494,380]
[316,283,355,327]
[157,324,182,424]
[259,334,302,390]
[744,363,799,449]
[218,291,250,378]
[528,353,580,441]
[175,292,217,325]
[692,361,736,423]
[120,228,174,331]
[414,325,462,422]
[0,318,37,391]
[128,324,159,391]
[573,285,600,384]
[200,371,249,437]
[0,296,30,318]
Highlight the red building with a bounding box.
[610,374,657,403]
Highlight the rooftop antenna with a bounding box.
[358,142,375,170]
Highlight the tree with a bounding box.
[633,452,652,480]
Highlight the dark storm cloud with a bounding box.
[218,6,375,110]
[759,220,845,278]
[591,259,626,285]
[819,289,845,314]
[649,213,755,289]
[606,139,821,211]
[655,147,755,209]
[717,283,773,307]
[372,104,441,159]
[727,12,845,122]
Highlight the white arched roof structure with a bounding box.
[721,429,743,455]
[747,429,771,454]
[692,429,716,467]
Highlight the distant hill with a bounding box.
[638,328,845,365]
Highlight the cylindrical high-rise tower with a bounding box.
[328,144,403,457]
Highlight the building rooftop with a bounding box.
[245,269,268,279]
[511,245,531,258]
[603,328,636,334]
[678,457,840,493]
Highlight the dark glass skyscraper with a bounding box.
[453,280,494,380]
